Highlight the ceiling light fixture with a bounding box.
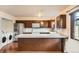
[41,21,43,25]
[38,10,43,17]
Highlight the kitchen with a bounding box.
[15,19,67,52]
[0,5,79,53]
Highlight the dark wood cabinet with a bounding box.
[16,20,54,28]
[48,21,51,28]
[18,38,61,51]
[56,15,66,28]
[16,20,32,28]
[40,21,49,28]
[25,21,32,28]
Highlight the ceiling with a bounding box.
[0,5,69,17]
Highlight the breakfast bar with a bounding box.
[16,32,68,52]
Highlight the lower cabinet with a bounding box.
[18,38,61,51]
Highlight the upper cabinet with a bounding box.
[16,21,32,28]
[16,20,55,28]
[56,15,66,28]
[40,21,48,28]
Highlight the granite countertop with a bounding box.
[15,32,68,39]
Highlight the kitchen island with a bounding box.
[16,32,68,52]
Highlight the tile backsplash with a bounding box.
[23,28,51,33]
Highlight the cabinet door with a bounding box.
[18,38,61,51]
[56,16,61,28]
[16,20,32,28]
[25,21,32,28]
[40,21,49,28]
[56,15,66,28]
[60,15,66,28]
[48,21,51,28]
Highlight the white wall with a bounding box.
[0,18,1,30]
[65,6,79,53]
[1,19,14,32]
[0,11,15,33]
[56,5,79,53]
[0,11,15,20]
[55,5,77,36]
[0,11,15,49]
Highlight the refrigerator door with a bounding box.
[18,23,24,34]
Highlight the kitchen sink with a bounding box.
[40,32,50,34]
